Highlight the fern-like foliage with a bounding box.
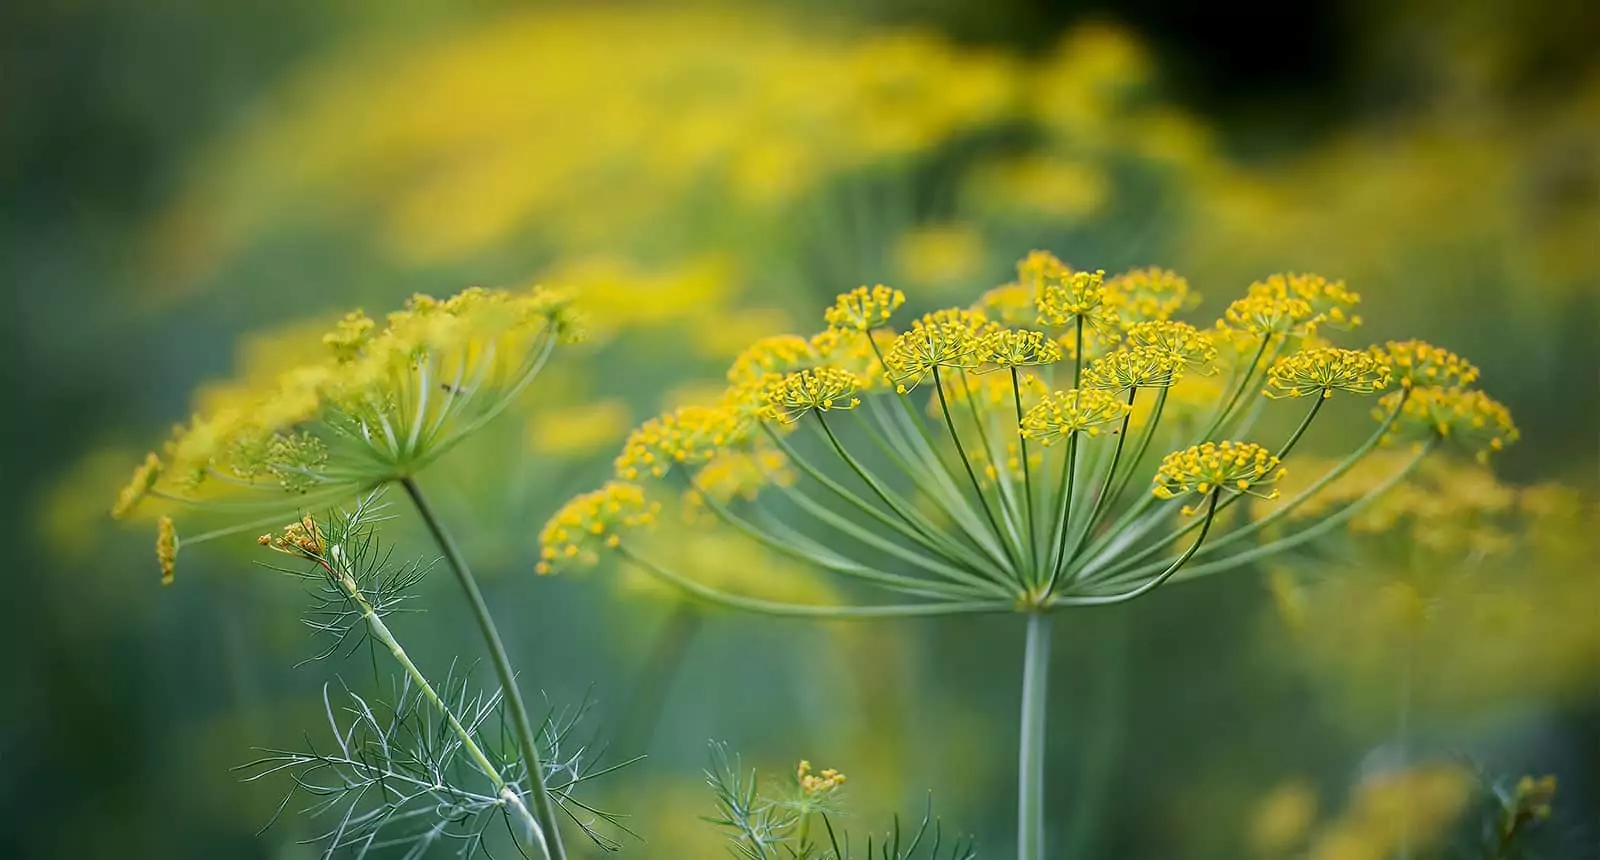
[241,490,638,857]
[704,742,976,860]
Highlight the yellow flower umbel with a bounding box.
[1267,347,1392,399]
[112,284,581,573]
[542,251,1512,860]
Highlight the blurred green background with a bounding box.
[3,0,1596,857]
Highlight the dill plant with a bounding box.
[541,252,1519,859]
[112,285,592,860]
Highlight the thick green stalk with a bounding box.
[400,477,568,860]
[332,565,545,848]
[1017,611,1052,860]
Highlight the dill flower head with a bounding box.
[1266,347,1392,398]
[796,760,847,798]
[973,282,1036,326]
[112,452,163,520]
[884,308,997,391]
[761,368,863,424]
[1124,320,1215,370]
[1082,345,1183,390]
[615,406,742,479]
[977,328,1064,371]
[824,285,905,333]
[1020,387,1131,444]
[727,334,818,386]
[1372,340,1481,389]
[257,514,327,559]
[155,515,178,586]
[1379,386,1519,460]
[1104,267,1196,322]
[1248,273,1362,330]
[1153,441,1285,501]
[112,284,580,559]
[536,481,659,574]
[687,447,795,507]
[1034,267,1117,332]
[1220,292,1316,337]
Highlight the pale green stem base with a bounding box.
[1018,611,1052,860]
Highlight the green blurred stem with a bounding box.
[400,476,568,860]
[330,562,544,847]
[615,603,703,759]
[1017,611,1052,860]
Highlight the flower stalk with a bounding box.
[402,476,569,860]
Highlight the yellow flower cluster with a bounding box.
[1372,340,1480,389]
[823,285,906,333]
[688,447,795,507]
[727,335,819,386]
[1248,273,1362,330]
[536,482,660,574]
[112,453,163,520]
[1083,346,1184,390]
[977,328,1063,371]
[112,285,581,559]
[1020,388,1131,444]
[1104,267,1195,321]
[257,514,327,560]
[1266,347,1392,399]
[761,368,863,424]
[1379,386,1519,460]
[1124,320,1215,369]
[1034,267,1116,334]
[155,516,178,586]
[884,308,998,391]
[796,760,847,797]
[615,406,744,480]
[1153,441,1285,501]
[1219,292,1316,337]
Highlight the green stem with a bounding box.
[400,477,567,860]
[333,565,545,848]
[1055,388,1137,587]
[1045,433,1081,586]
[616,543,1013,619]
[934,367,1022,577]
[1018,611,1052,860]
[1011,368,1039,574]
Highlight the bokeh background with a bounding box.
[3,0,1597,857]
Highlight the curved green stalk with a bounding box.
[1017,611,1052,860]
[957,369,1027,557]
[687,473,999,598]
[1059,490,1221,606]
[400,477,567,860]
[1011,368,1039,573]
[1044,433,1081,588]
[1083,391,1376,581]
[932,367,1022,576]
[616,543,1014,619]
[860,397,1015,565]
[1162,440,1435,583]
[809,414,1003,571]
[1054,389,1137,588]
[763,423,992,572]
